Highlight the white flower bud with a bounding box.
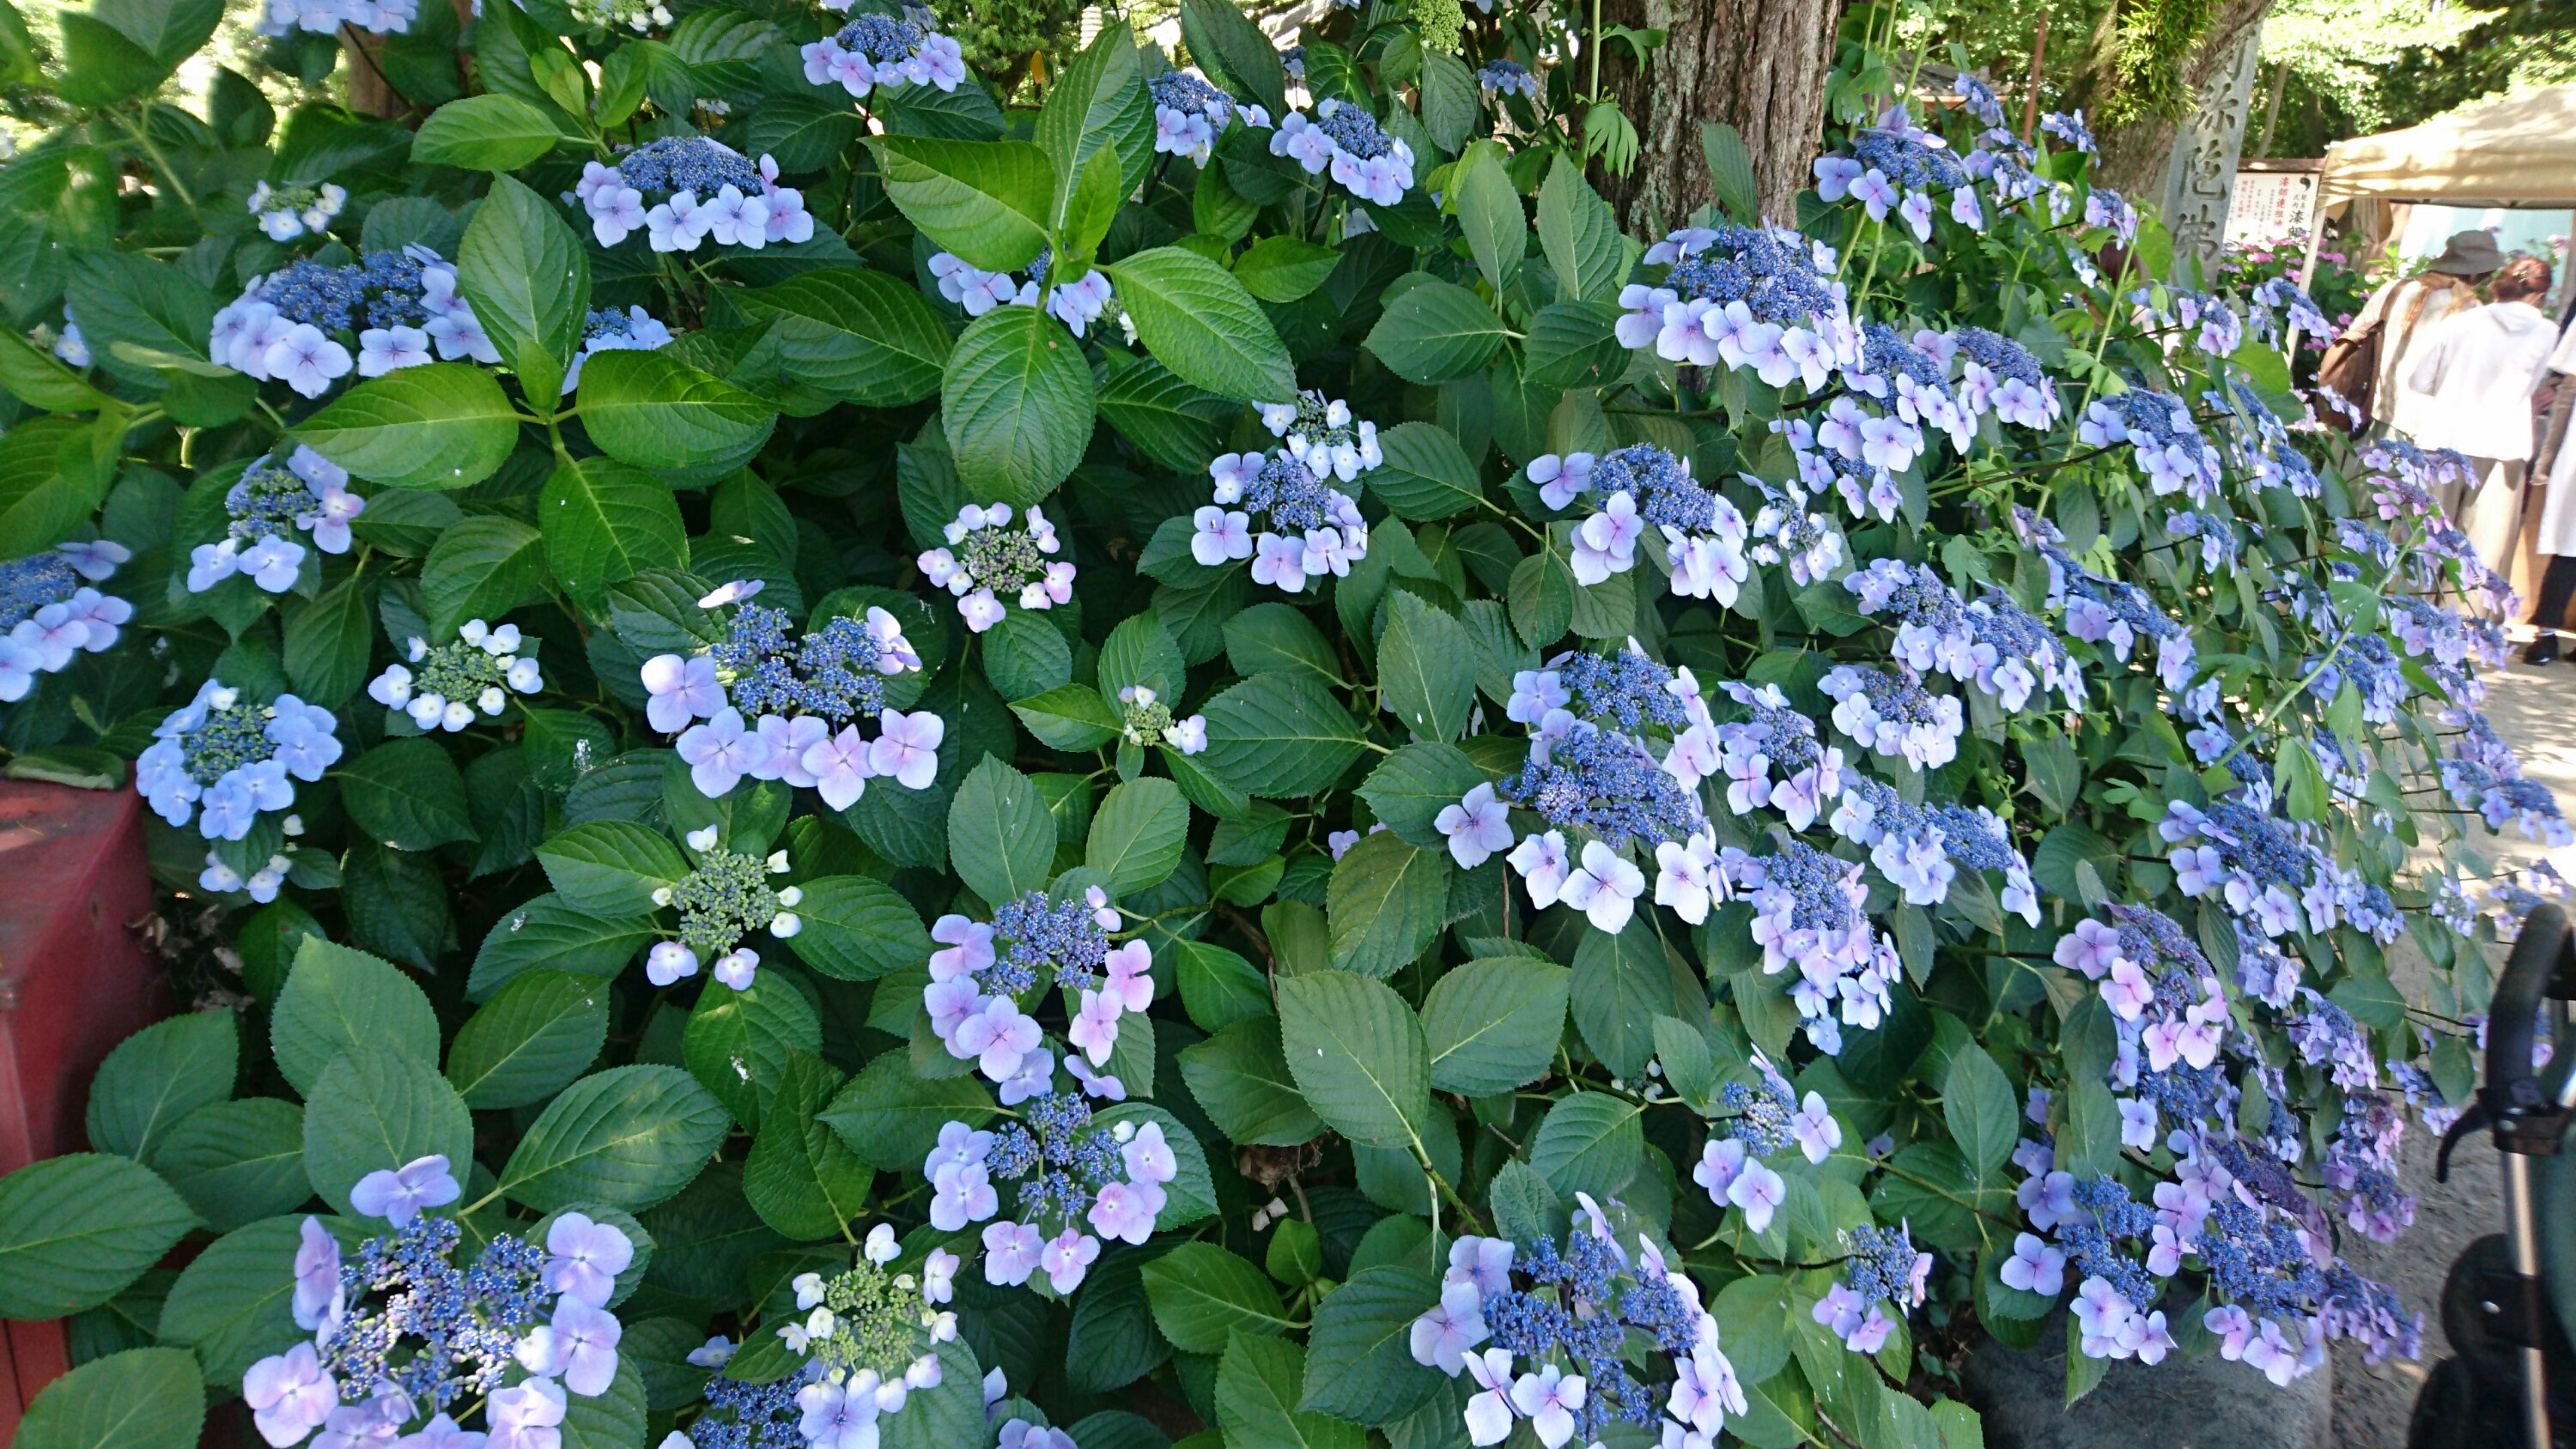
[686,825,720,851]
[770,912,801,937]
[652,886,675,907]
[283,814,305,836]
[767,851,790,873]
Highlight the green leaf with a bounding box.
[1141,1243,1289,1353]
[537,820,690,916]
[1177,1018,1324,1145]
[786,875,931,981]
[870,136,1055,270]
[1232,236,1342,303]
[1943,1041,2020,1177]
[1088,778,1189,894]
[498,1065,732,1215]
[14,1348,203,1449]
[1452,148,1526,293]
[470,894,656,1000]
[422,515,546,637]
[1326,832,1448,978]
[1421,957,1569,1094]
[1522,300,1628,389]
[1298,1265,1445,1424]
[744,1052,874,1241]
[301,1046,475,1217]
[1176,0,1287,123]
[459,174,588,401]
[1364,279,1504,384]
[0,1155,197,1319]
[733,269,951,408]
[1098,613,1186,700]
[948,755,1059,905]
[1224,605,1343,687]
[1219,1332,1364,1449]
[1202,674,1370,798]
[562,1350,650,1449]
[1570,917,1697,1079]
[270,937,439,1096]
[148,1099,308,1234]
[539,458,689,602]
[1529,1091,1644,1199]
[84,1011,235,1162]
[446,970,611,1109]
[578,349,778,475]
[57,15,168,107]
[1536,155,1630,303]
[682,973,821,1131]
[155,1216,310,1387]
[1012,682,1124,750]
[879,1340,985,1449]
[411,94,573,169]
[1369,421,1485,522]
[1096,352,1236,472]
[1036,21,1149,200]
[1377,592,1476,743]
[1355,743,1485,849]
[1109,246,1297,403]
[0,327,107,411]
[343,738,478,851]
[1699,121,1760,223]
[943,304,1098,507]
[1171,938,1273,1033]
[819,1052,995,1168]
[292,364,519,491]
[284,578,376,708]
[1419,51,1475,152]
[1277,971,1427,1147]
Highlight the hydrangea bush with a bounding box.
[0,3,2550,1448]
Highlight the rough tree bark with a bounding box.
[2064,0,2273,197]
[1589,0,1852,232]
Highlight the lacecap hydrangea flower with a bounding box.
[559,306,675,392]
[919,503,1074,631]
[573,137,813,252]
[799,7,968,99]
[1814,104,1984,239]
[926,1082,1179,1294]
[137,680,343,841]
[241,1157,635,1449]
[187,446,364,594]
[928,248,1117,336]
[773,1225,957,1439]
[1528,443,1751,603]
[368,619,543,731]
[1407,1197,1747,1448]
[0,540,132,702]
[1270,98,1416,206]
[924,887,1153,1091]
[246,181,347,241]
[1147,71,1269,164]
[1199,397,1378,592]
[638,582,934,805]
[255,0,414,39]
[210,246,491,397]
[644,825,805,991]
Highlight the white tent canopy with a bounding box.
[2318,84,2576,210]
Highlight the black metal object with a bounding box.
[2482,904,2573,1449]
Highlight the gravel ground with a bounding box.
[2330,654,2576,1446]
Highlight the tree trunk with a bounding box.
[2068,0,2273,197]
[1590,0,1851,233]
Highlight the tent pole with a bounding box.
[2287,194,2330,355]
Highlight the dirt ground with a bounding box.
[2330,655,2576,1446]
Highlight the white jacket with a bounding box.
[2404,300,2557,459]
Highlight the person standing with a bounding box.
[2515,298,2576,663]
[2403,255,2559,577]
[2345,229,2503,433]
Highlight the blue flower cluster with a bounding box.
[925,1093,1180,1295]
[1271,99,1414,205]
[1829,777,2039,924]
[642,591,932,806]
[1820,663,1964,770]
[1814,106,1984,240]
[137,680,342,841]
[1947,326,2059,428]
[1619,224,1859,388]
[0,542,130,704]
[692,1375,804,1449]
[1844,559,2081,712]
[2078,387,2222,500]
[1726,839,1897,1051]
[1477,58,1540,100]
[1814,1222,1929,1352]
[926,888,1151,1088]
[1713,681,1848,830]
[1504,722,1706,848]
[1409,1204,1744,1448]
